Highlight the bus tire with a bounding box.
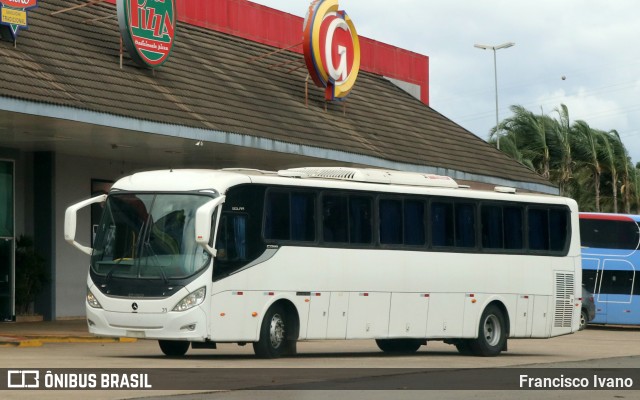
[470,304,506,357]
[253,304,291,359]
[579,309,588,331]
[375,339,424,354]
[158,340,190,357]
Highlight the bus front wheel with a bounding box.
[253,305,295,358]
[158,340,190,357]
[375,339,424,354]
[469,305,507,357]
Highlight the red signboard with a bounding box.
[117,0,176,68]
[103,0,430,104]
[303,0,360,101]
[0,0,37,8]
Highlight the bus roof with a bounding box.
[110,168,575,208]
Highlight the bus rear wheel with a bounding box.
[253,305,295,358]
[375,339,424,354]
[469,305,507,357]
[579,309,588,331]
[158,340,190,357]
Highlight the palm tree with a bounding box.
[606,130,633,213]
[496,105,551,179]
[599,131,619,213]
[571,121,604,212]
[549,104,573,196]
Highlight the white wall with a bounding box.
[54,154,151,318]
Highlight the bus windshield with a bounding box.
[91,193,213,280]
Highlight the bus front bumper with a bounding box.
[86,306,209,341]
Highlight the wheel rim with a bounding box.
[483,314,501,347]
[269,313,285,349]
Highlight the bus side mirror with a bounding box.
[195,196,226,256]
[64,194,108,255]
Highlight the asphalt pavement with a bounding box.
[0,318,135,347]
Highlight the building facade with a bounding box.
[0,0,554,321]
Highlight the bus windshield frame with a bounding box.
[90,192,215,281]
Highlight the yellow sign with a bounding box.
[1,7,26,26]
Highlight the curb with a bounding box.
[0,336,137,347]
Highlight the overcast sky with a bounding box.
[248,0,640,164]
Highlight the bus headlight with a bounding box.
[87,288,102,309]
[173,287,206,312]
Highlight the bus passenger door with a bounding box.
[326,292,349,339]
[305,292,330,340]
[600,259,635,325]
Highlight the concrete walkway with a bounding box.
[0,319,135,347]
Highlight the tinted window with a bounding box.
[264,191,316,242]
[580,218,640,250]
[549,209,569,252]
[504,206,524,250]
[455,203,476,248]
[379,199,425,246]
[322,195,348,243]
[582,269,598,293]
[482,205,503,249]
[600,269,635,295]
[264,191,289,240]
[349,196,372,244]
[431,202,454,247]
[379,199,402,245]
[291,192,316,241]
[404,200,426,245]
[528,208,549,251]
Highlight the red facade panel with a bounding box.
[105,0,429,104]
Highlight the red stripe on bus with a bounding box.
[579,214,635,222]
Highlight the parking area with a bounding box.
[0,322,639,399]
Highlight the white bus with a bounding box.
[65,167,581,358]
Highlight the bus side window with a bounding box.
[379,199,402,245]
[404,200,425,245]
[504,206,524,250]
[482,205,503,249]
[528,208,549,251]
[291,192,316,241]
[455,203,476,248]
[549,209,569,251]
[349,196,372,244]
[323,195,348,243]
[265,191,290,241]
[431,202,454,247]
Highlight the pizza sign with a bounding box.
[117,0,176,68]
[303,0,361,101]
[0,0,37,41]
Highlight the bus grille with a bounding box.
[554,273,575,328]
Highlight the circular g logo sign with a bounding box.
[303,0,361,101]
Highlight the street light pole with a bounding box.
[474,42,515,150]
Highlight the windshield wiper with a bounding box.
[142,241,170,285]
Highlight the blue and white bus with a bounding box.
[580,213,640,325]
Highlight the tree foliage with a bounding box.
[495,104,639,213]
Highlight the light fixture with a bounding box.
[474,42,515,150]
[195,140,204,147]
